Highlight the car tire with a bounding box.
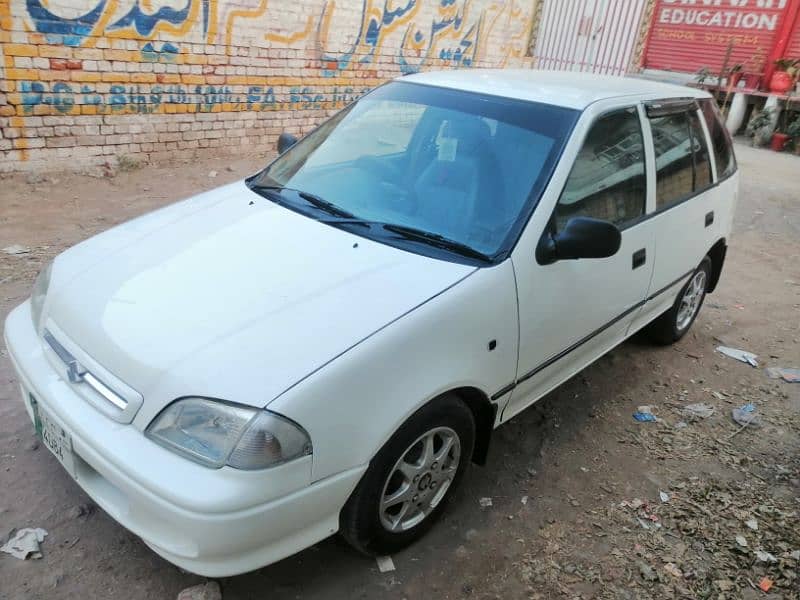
[340,394,475,556]
[645,257,712,345]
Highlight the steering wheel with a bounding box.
[354,155,404,183]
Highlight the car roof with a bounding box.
[399,69,711,110]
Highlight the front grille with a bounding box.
[43,329,128,411]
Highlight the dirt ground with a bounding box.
[0,143,798,600]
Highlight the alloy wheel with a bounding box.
[379,426,461,532]
[676,270,707,331]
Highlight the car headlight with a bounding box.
[146,397,312,470]
[30,260,53,329]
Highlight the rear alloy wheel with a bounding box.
[675,269,708,332]
[645,257,712,345]
[340,395,474,556]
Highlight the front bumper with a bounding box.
[3,302,365,576]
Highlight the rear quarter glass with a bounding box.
[699,99,737,178]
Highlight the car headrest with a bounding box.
[440,117,491,157]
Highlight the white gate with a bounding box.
[534,0,648,76]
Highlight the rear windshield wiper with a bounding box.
[250,185,356,219]
[382,224,492,262]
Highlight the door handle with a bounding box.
[705,211,714,227]
[632,248,646,270]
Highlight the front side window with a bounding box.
[699,99,737,178]
[555,108,646,230]
[250,82,579,263]
[651,108,713,209]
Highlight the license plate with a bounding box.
[31,396,76,478]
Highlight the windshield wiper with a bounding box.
[297,191,356,219]
[382,224,492,262]
[317,217,374,229]
[248,183,491,262]
[250,185,356,219]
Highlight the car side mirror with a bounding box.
[536,217,622,265]
[277,132,297,154]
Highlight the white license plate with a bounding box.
[31,396,76,478]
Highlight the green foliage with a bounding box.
[774,57,800,73]
[746,108,773,136]
[117,155,144,172]
[746,108,775,147]
[787,115,800,140]
[695,67,712,85]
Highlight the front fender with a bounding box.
[268,260,519,482]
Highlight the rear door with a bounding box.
[629,99,724,331]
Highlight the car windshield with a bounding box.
[249,81,579,263]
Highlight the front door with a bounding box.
[502,103,656,421]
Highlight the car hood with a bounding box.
[45,181,475,417]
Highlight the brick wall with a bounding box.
[0,0,537,173]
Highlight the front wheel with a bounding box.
[340,395,475,556]
[645,257,712,345]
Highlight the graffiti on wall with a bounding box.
[1,0,536,166]
[17,0,534,75]
[25,0,213,47]
[16,80,371,115]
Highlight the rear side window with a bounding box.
[651,112,694,208]
[650,109,712,210]
[555,108,646,230]
[699,99,737,179]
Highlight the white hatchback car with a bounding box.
[4,70,738,576]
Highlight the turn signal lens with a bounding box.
[227,411,312,470]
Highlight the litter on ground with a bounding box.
[176,582,222,600]
[716,346,758,367]
[731,405,762,429]
[764,366,800,382]
[1,528,48,560]
[755,550,778,563]
[633,406,657,422]
[2,244,31,256]
[681,403,715,419]
[376,555,396,573]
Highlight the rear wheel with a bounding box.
[645,257,712,345]
[340,395,475,556]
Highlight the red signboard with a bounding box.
[643,0,798,77]
[788,13,800,57]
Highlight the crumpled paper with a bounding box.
[1,528,48,560]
